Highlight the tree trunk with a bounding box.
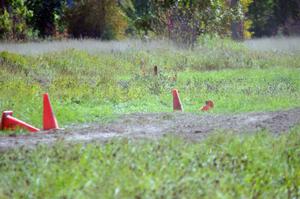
[230,0,244,40]
[100,0,106,38]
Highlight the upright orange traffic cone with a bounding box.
[0,111,40,132]
[43,93,59,130]
[172,89,183,111]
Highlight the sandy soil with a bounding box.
[0,108,299,151]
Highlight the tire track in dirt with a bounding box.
[1,108,300,151]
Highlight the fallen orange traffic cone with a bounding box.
[172,89,183,111]
[43,93,59,130]
[0,111,40,132]
[200,100,214,111]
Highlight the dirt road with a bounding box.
[1,108,299,151]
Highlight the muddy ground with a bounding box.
[0,108,300,151]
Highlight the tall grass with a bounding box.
[244,36,300,53]
[0,36,299,55]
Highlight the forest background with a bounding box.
[0,0,299,45]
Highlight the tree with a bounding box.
[149,0,238,46]
[65,0,127,39]
[120,0,155,35]
[248,0,276,37]
[274,0,300,35]
[248,0,300,37]
[25,0,66,37]
[0,0,32,40]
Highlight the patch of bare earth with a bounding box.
[0,108,300,151]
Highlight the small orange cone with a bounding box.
[172,89,183,111]
[43,93,59,130]
[200,100,214,111]
[0,111,40,132]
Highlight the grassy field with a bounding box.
[0,130,300,198]
[0,37,299,131]
[0,37,300,198]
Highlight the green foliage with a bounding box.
[0,39,299,133]
[248,0,300,37]
[0,10,12,38]
[0,128,299,198]
[0,0,33,40]
[273,0,300,35]
[123,0,245,46]
[25,0,67,37]
[1,0,298,40]
[0,51,30,74]
[248,0,276,37]
[65,0,127,39]
[120,0,155,36]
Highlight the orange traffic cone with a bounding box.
[0,111,40,132]
[43,93,59,130]
[172,89,183,111]
[200,100,214,111]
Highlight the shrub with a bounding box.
[0,0,33,40]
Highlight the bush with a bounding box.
[0,0,33,40]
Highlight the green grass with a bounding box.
[0,38,299,198]
[0,128,299,198]
[0,38,299,133]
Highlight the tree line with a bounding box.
[0,0,299,42]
